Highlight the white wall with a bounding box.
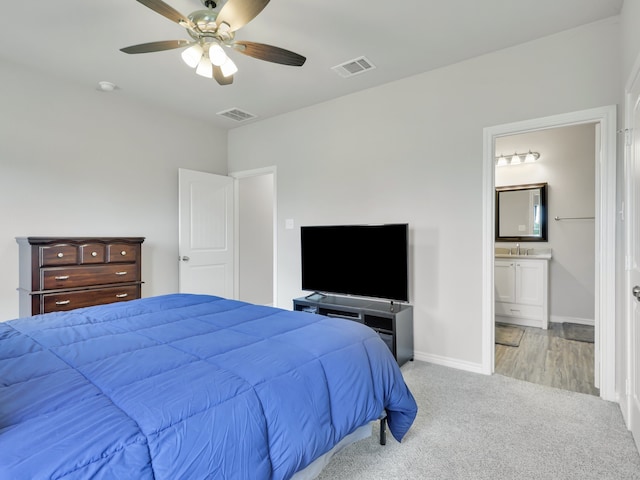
[0,59,227,320]
[495,124,596,324]
[238,173,274,305]
[622,0,640,82]
[228,18,621,369]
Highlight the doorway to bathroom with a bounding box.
[493,124,597,395]
[481,106,617,401]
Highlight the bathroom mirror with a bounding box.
[496,183,547,242]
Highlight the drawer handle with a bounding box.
[91,251,98,257]
[115,271,128,276]
[116,293,128,298]
[121,251,127,256]
[54,275,70,280]
[55,300,71,305]
[57,252,64,258]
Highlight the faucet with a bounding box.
[516,243,520,255]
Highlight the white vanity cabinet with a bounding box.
[495,257,549,329]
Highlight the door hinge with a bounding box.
[618,128,633,146]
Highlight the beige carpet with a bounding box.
[495,323,525,347]
[316,361,640,480]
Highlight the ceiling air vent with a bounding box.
[331,56,376,78]
[217,108,257,122]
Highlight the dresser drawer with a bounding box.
[495,302,543,320]
[80,243,106,264]
[40,245,78,266]
[41,285,140,313]
[108,243,138,263]
[41,264,139,290]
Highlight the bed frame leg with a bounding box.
[379,414,387,445]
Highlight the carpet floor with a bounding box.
[316,361,640,480]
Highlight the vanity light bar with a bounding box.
[495,151,540,166]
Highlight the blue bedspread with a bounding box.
[0,294,417,479]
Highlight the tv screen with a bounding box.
[300,223,409,302]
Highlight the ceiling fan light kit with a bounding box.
[181,44,204,68]
[121,0,306,86]
[208,43,227,66]
[220,57,238,77]
[195,54,214,78]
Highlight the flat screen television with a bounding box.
[300,223,409,302]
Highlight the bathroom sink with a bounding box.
[495,247,552,259]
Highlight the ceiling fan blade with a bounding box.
[213,66,234,85]
[233,41,306,66]
[216,0,270,32]
[120,40,191,54]
[135,0,195,29]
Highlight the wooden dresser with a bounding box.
[17,237,144,317]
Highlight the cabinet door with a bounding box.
[495,260,515,303]
[515,261,543,306]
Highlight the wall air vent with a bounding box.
[331,56,376,78]
[217,108,257,122]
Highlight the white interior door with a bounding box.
[628,79,640,449]
[178,168,234,298]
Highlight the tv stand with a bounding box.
[293,295,414,366]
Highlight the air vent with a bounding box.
[331,56,376,78]
[217,108,257,122]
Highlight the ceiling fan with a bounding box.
[120,0,306,85]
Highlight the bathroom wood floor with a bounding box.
[495,323,598,396]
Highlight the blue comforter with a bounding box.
[0,294,417,479]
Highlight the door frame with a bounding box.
[481,105,617,402]
[229,166,278,307]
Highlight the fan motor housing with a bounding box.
[189,10,219,33]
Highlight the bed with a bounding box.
[0,293,417,479]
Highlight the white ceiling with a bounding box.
[0,0,623,129]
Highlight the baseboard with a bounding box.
[413,350,485,375]
[550,315,595,326]
[495,315,542,329]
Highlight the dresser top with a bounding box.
[16,237,145,245]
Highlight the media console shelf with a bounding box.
[293,295,414,366]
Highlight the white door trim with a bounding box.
[482,105,617,402]
[229,166,278,307]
